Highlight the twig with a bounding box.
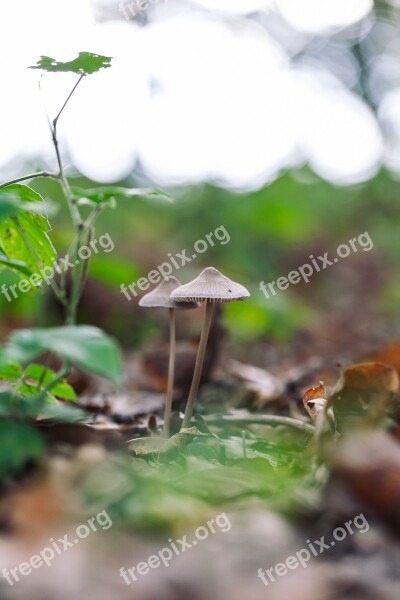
[53,74,85,129]
[0,171,58,190]
[205,414,315,434]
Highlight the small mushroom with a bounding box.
[139,277,198,436]
[170,267,250,429]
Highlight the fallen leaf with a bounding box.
[327,362,399,428]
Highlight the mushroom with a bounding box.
[139,277,198,436]
[170,267,250,429]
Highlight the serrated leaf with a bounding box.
[0,188,55,219]
[3,326,122,385]
[71,186,173,207]
[0,192,21,219]
[29,52,113,75]
[0,185,56,279]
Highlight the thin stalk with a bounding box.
[77,226,95,304]
[83,203,105,230]
[48,74,87,322]
[51,74,85,228]
[0,171,58,190]
[76,204,107,300]
[242,430,247,458]
[163,308,176,437]
[66,229,84,325]
[182,301,215,429]
[53,75,85,129]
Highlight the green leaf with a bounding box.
[0,188,55,219]
[222,437,278,467]
[0,420,44,477]
[29,52,113,75]
[15,381,40,398]
[23,364,78,402]
[0,361,23,381]
[48,382,78,402]
[0,390,40,418]
[0,250,31,277]
[24,363,56,386]
[0,185,56,279]
[0,185,48,213]
[3,326,123,385]
[37,403,86,422]
[0,192,21,219]
[0,391,14,416]
[71,186,173,207]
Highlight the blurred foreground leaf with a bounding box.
[72,186,173,207]
[2,326,123,385]
[0,420,43,477]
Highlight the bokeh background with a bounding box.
[2,5,400,600]
[1,0,400,362]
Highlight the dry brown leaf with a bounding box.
[227,359,283,405]
[327,362,399,428]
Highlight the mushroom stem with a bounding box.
[182,301,215,429]
[164,307,176,437]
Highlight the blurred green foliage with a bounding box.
[1,168,400,345]
[80,425,316,533]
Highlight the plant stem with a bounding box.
[3,73,88,327]
[182,301,215,429]
[83,203,105,230]
[53,75,85,129]
[66,230,84,325]
[0,171,59,190]
[164,308,176,437]
[47,74,86,323]
[51,75,85,229]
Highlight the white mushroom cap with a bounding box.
[170,267,250,303]
[139,276,199,309]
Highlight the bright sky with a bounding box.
[0,0,393,189]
